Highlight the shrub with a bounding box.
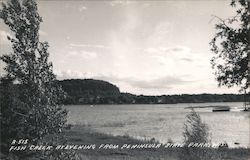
[183,109,209,145]
[180,109,213,160]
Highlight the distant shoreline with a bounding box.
[57,79,249,105]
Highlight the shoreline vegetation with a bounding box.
[1,79,247,105]
[62,125,250,160]
[0,0,249,159]
[56,79,248,105]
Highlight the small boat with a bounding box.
[212,106,230,112]
[234,142,240,145]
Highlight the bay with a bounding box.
[64,102,249,148]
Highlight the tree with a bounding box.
[180,110,212,160]
[210,0,249,92]
[0,0,68,158]
[183,109,209,145]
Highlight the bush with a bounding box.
[183,109,209,145]
[180,109,212,160]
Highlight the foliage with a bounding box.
[58,79,121,104]
[210,0,250,92]
[56,79,246,104]
[2,78,244,105]
[183,109,209,145]
[0,0,69,158]
[180,110,211,160]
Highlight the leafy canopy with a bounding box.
[0,0,67,144]
[210,0,249,92]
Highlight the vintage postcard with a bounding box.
[0,0,249,159]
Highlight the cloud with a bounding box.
[180,58,193,62]
[68,50,97,59]
[144,46,190,54]
[79,6,87,12]
[54,70,194,95]
[127,76,188,89]
[146,21,174,46]
[69,43,110,49]
[65,44,108,60]
[55,70,93,80]
[94,74,190,90]
[108,0,136,6]
[142,45,193,67]
[80,50,97,59]
[167,46,190,53]
[144,47,159,53]
[154,22,173,36]
[142,3,151,8]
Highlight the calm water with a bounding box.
[64,102,250,148]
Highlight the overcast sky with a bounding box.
[0,0,241,95]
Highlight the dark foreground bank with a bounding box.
[62,125,250,160]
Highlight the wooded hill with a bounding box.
[58,79,247,104]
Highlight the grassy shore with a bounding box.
[62,125,250,160]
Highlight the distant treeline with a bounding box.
[58,79,248,105]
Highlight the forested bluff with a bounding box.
[55,79,247,105]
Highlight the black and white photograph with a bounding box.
[0,0,249,159]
